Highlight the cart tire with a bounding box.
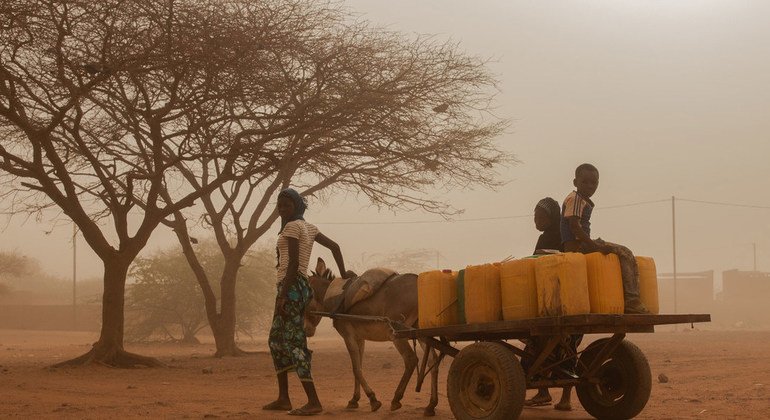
[447,341,526,420]
[494,340,520,354]
[576,338,652,420]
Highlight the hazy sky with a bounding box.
[3,0,769,290]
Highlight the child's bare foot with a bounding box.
[524,393,552,407]
[288,403,323,416]
[555,400,572,411]
[262,399,292,411]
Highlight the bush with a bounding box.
[125,241,274,343]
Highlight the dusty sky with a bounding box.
[3,0,769,290]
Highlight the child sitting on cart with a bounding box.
[561,163,649,314]
[533,197,563,254]
[524,197,582,410]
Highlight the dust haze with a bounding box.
[2,2,770,419]
[3,0,769,330]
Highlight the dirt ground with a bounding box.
[1,326,769,419]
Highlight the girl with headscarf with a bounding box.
[533,197,563,254]
[263,188,348,416]
[525,197,579,410]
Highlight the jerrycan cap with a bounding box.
[441,269,452,273]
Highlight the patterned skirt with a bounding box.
[268,274,314,382]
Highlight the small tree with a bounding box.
[126,241,273,344]
[0,251,36,279]
[126,250,208,344]
[0,251,66,296]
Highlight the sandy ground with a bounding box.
[1,327,769,419]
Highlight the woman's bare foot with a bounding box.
[554,400,572,411]
[288,403,323,416]
[262,399,292,411]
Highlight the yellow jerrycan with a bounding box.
[500,258,538,320]
[585,253,624,314]
[635,256,660,314]
[417,270,459,328]
[463,263,502,324]
[534,253,591,317]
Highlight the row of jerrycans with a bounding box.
[417,253,660,328]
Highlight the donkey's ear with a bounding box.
[315,257,327,274]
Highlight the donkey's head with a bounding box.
[304,257,335,337]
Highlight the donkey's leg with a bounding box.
[346,339,365,409]
[424,348,440,417]
[342,331,382,412]
[356,337,383,412]
[390,338,418,411]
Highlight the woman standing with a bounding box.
[263,188,347,416]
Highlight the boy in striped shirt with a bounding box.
[561,163,649,314]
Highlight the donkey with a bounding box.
[304,258,440,416]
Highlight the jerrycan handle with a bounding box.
[437,297,458,316]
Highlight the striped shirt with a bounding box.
[276,220,319,284]
[560,190,594,243]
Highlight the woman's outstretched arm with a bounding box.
[315,232,347,278]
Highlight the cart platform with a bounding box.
[393,313,711,341]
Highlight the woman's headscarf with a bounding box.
[535,197,561,228]
[278,188,308,233]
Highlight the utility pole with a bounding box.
[753,243,757,271]
[72,223,77,330]
[672,196,677,314]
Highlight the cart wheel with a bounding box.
[576,338,652,420]
[447,341,526,420]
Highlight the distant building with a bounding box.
[657,270,714,314]
[718,269,770,327]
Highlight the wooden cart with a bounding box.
[392,313,711,420]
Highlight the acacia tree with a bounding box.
[0,0,284,366]
[161,2,511,355]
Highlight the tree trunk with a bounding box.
[210,260,247,357]
[211,318,242,356]
[54,257,164,368]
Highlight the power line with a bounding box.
[317,213,533,225]
[677,198,770,210]
[317,198,669,225]
[315,196,770,226]
[593,198,670,210]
